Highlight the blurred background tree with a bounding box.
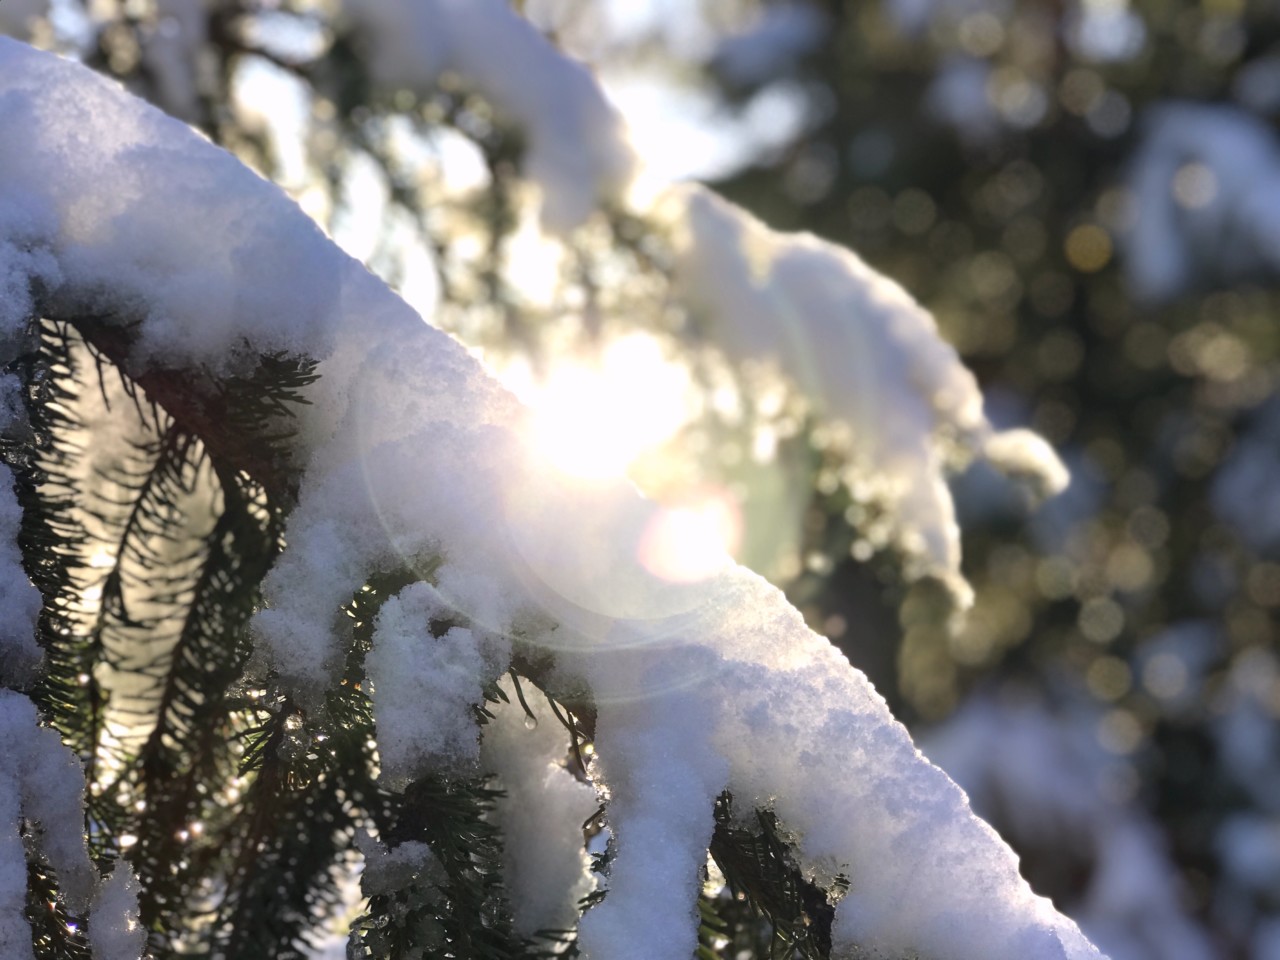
[645,2,1280,957]
[5,0,1280,957]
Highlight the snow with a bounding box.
[341,0,637,232]
[667,184,1067,602]
[0,690,96,960]
[482,676,598,936]
[366,581,510,786]
[0,32,1096,960]
[88,862,146,960]
[1124,103,1280,301]
[354,831,444,897]
[602,71,811,182]
[925,693,1214,960]
[0,471,42,685]
[984,428,1072,500]
[0,44,349,369]
[577,644,728,960]
[0,219,52,688]
[0,772,28,960]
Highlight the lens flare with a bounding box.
[638,487,742,583]
[524,334,690,480]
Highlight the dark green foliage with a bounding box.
[342,578,538,960]
[2,315,856,957]
[705,792,845,960]
[213,689,377,960]
[350,774,526,960]
[7,320,107,763]
[1,314,333,958]
[130,460,278,945]
[24,858,91,960]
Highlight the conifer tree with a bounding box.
[695,3,1280,955]
[0,5,1103,960]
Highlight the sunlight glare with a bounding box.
[87,548,116,568]
[528,334,690,480]
[638,487,742,583]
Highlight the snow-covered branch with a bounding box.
[0,32,1098,959]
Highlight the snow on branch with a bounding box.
[88,862,147,960]
[0,690,97,960]
[482,675,600,937]
[340,0,637,232]
[1125,102,1280,301]
[667,184,1067,601]
[0,469,43,684]
[0,35,1098,960]
[338,0,1066,602]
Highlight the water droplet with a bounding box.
[523,714,538,730]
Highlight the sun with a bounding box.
[637,487,743,583]
[521,333,692,481]
[501,332,743,582]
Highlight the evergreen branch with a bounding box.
[23,857,92,960]
[60,315,313,509]
[8,321,106,752]
[129,462,281,953]
[5,308,324,956]
[215,582,384,960]
[707,792,846,960]
[10,310,856,960]
[215,693,374,960]
[542,693,587,774]
[351,774,533,960]
[343,578,555,960]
